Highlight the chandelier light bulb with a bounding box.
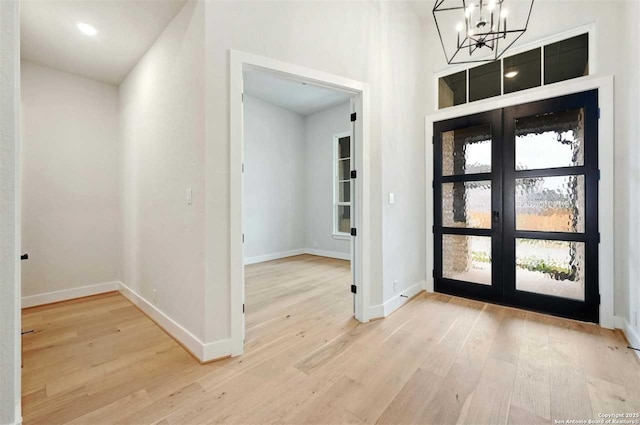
[488,1,496,11]
[501,9,509,18]
[465,4,475,18]
[456,22,464,32]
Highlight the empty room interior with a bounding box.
[242,68,355,346]
[1,0,640,425]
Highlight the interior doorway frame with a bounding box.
[229,50,371,356]
[426,74,615,329]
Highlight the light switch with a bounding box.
[186,188,193,205]
[388,192,395,205]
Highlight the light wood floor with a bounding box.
[22,254,640,425]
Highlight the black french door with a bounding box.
[434,90,599,323]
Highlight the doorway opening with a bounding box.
[229,51,371,355]
[433,90,600,322]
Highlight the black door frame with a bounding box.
[433,90,600,323]
[433,109,503,303]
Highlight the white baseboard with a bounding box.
[614,315,640,359]
[22,281,119,308]
[244,248,351,265]
[304,248,350,261]
[119,282,231,363]
[244,249,305,265]
[117,282,230,363]
[368,281,425,320]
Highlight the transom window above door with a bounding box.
[438,32,590,110]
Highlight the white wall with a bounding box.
[119,0,206,339]
[204,0,427,343]
[243,95,306,261]
[380,2,427,302]
[304,102,351,255]
[243,97,351,262]
[20,61,120,301]
[422,1,640,333]
[0,0,21,422]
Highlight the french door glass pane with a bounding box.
[337,206,350,233]
[515,175,585,233]
[515,108,584,170]
[442,181,491,229]
[442,234,491,285]
[339,159,350,181]
[515,238,585,301]
[442,124,492,175]
[339,182,350,203]
[338,137,350,159]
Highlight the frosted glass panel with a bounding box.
[442,181,491,229]
[516,239,585,301]
[515,108,584,170]
[442,235,491,285]
[516,175,585,233]
[442,124,492,175]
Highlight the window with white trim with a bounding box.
[333,133,351,237]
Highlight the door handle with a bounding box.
[492,211,500,224]
[21,254,28,260]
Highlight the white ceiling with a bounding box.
[243,69,353,116]
[20,0,187,85]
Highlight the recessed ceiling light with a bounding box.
[505,70,519,79]
[76,22,97,36]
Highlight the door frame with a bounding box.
[0,0,22,423]
[229,50,372,356]
[425,74,615,328]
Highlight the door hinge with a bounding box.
[350,112,357,122]
[597,232,601,243]
[432,225,435,233]
[351,284,357,294]
[432,136,435,144]
[432,180,434,189]
[350,170,357,179]
[242,233,245,243]
[242,93,244,103]
[432,270,435,278]
[350,228,357,237]
[243,303,245,313]
[597,108,601,119]
[242,163,245,173]
[597,293,601,305]
[597,169,601,180]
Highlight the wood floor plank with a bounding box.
[21,255,640,425]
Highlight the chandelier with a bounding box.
[433,0,535,65]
